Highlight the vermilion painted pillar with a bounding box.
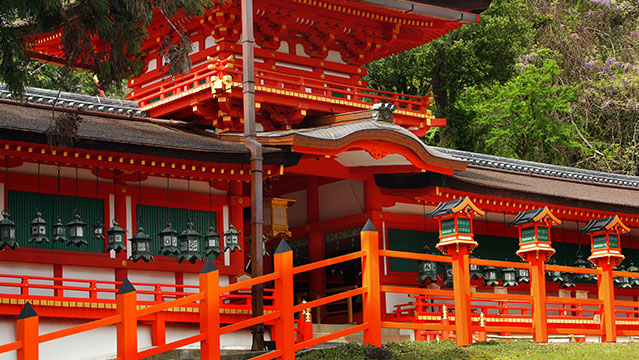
[361,220,382,347]
[441,246,473,346]
[200,260,221,359]
[116,279,137,360]
[529,256,549,342]
[16,303,38,360]
[364,177,386,315]
[273,241,295,359]
[598,263,617,342]
[307,178,324,322]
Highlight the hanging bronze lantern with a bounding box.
[442,265,454,288]
[130,226,154,262]
[52,216,67,243]
[501,265,518,287]
[203,224,222,259]
[614,263,632,289]
[546,259,563,282]
[178,221,203,264]
[159,222,180,256]
[516,267,530,284]
[626,262,639,287]
[66,210,88,246]
[469,255,484,280]
[572,251,595,282]
[417,243,438,285]
[29,210,48,243]
[106,219,127,253]
[93,218,105,242]
[483,265,499,286]
[560,272,576,288]
[224,224,241,252]
[0,209,18,250]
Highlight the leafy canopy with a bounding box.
[0,0,211,97]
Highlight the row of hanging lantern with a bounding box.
[123,176,243,264]
[0,161,97,250]
[0,161,246,264]
[416,198,639,290]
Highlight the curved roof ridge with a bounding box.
[436,147,639,188]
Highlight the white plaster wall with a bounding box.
[0,262,53,296]
[282,190,307,227]
[183,273,230,294]
[0,318,16,360]
[385,292,413,314]
[128,270,174,302]
[318,180,364,222]
[63,266,115,300]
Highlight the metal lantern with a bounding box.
[560,272,576,288]
[203,224,222,259]
[417,260,438,285]
[93,218,105,242]
[158,222,180,256]
[626,262,639,287]
[0,209,18,250]
[130,226,154,262]
[442,265,454,288]
[614,263,632,289]
[469,255,484,280]
[483,265,499,286]
[546,259,563,282]
[52,216,67,243]
[106,219,127,253]
[66,210,88,246]
[501,265,518,287]
[572,251,595,282]
[178,221,203,264]
[224,224,241,252]
[417,243,438,285]
[29,209,48,243]
[516,267,530,284]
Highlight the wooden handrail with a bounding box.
[38,314,122,343]
[379,250,451,263]
[293,251,365,275]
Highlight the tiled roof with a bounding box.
[436,147,639,189]
[508,208,545,226]
[581,217,615,233]
[0,85,146,117]
[426,197,465,218]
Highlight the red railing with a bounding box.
[3,223,639,359]
[131,61,431,115]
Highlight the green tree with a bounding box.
[365,0,535,147]
[0,0,211,98]
[460,51,580,164]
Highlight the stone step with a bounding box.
[313,323,402,335]
[313,324,410,344]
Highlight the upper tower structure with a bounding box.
[31,0,486,133]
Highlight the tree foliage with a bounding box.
[0,0,211,98]
[365,0,639,175]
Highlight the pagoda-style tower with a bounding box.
[32,0,480,133]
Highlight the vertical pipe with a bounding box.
[240,0,265,350]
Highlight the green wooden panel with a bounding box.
[609,234,619,249]
[472,234,520,262]
[387,229,439,272]
[537,227,549,241]
[136,205,216,257]
[8,190,104,253]
[593,235,607,250]
[441,219,455,235]
[457,218,471,234]
[521,228,535,243]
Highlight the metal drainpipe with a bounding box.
[241,0,265,351]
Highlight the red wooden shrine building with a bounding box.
[1,0,639,359]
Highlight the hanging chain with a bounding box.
[138,173,142,226]
[503,212,507,237]
[576,219,582,256]
[75,166,79,211]
[187,176,191,221]
[112,169,117,221]
[57,164,61,216]
[37,161,41,209]
[166,176,170,222]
